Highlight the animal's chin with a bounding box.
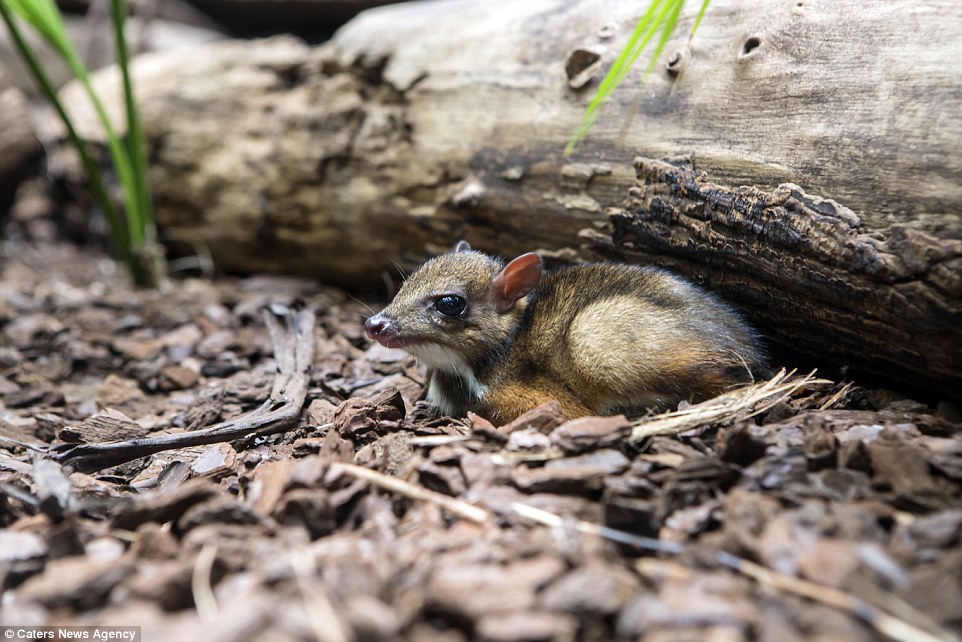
[372,337,467,373]
[405,342,469,372]
[373,335,424,350]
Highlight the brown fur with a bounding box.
[364,242,769,423]
[482,379,592,425]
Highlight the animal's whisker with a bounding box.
[391,259,409,280]
[347,294,377,316]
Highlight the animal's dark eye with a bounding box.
[434,295,466,317]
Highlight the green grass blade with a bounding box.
[0,2,142,283]
[110,0,151,247]
[5,0,139,244]
[565,0,710,157]
[689,0,711,38]
[565,0,673,156]
[642,0,685,77]
[616,0,678,85]
[4,0,72,59]
[72,71,139,241]
[595,0,663,102]
[1,0,151,282]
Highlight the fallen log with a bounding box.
[57,0,962,397]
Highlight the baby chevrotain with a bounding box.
[364,241,769,424]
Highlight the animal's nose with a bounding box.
[364,313,395,339]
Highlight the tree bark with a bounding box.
[60,0,962,397]
[598,158,962,399]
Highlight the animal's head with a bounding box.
[364,241,542,370]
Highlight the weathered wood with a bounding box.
[63,0,962,274]
[51,304,316,473]
[58,0,962,397]
[0,65,39,211]
[598,158,962,399]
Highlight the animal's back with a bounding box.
[514,263,767,413]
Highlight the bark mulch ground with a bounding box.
[1,242,960,642]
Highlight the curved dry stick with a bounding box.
[50,303,315,474]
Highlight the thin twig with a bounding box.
[50,304,315,473]
[331,462,490,524]
[0,435,47,452]
[0,482,40,507]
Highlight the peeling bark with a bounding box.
[596,158,962,399]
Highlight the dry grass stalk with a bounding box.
[630,368,832,442]
[713,553,959,642]
[331,462,490,524]
[819,381,856,410]
[407,435,475,447]
[518,505,957,642]
[292,546,351,642]
[510,501,682,555]
[191,543,219,620]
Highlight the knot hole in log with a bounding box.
[741,36,762,57]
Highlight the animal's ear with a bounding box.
[489,253,542,313]
[454,240,472,253]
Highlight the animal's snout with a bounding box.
[364,313,397,341]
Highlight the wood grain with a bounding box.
[598,158,962,399]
